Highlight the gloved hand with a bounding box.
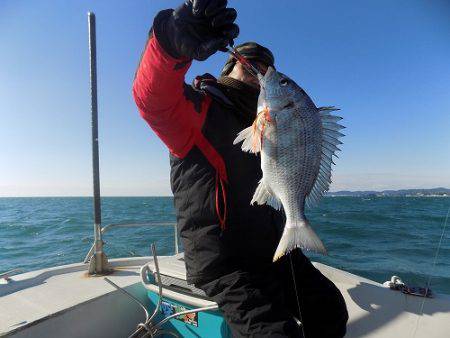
[155,0,239,61]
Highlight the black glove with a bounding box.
[154,0,239,61]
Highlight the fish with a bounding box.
[233,66,344,261]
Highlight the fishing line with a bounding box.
[289,253,306,338]
[412,204,450,338]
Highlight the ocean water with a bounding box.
[1,197,449,295]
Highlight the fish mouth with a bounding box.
[259,67,294,111]
[258,66,275,89]
[264,66,276,79]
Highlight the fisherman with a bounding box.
[133,1,348,337]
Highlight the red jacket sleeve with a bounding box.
[132,33,211,158]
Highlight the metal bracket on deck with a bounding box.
[383,275,433,298]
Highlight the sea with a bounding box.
[1,196,449,295]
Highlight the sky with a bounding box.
[1,0,449,197]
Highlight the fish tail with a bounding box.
[273,220,327,262]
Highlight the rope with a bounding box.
[289,253,306,338]
[215,171,227,230]
[412,205,450,337]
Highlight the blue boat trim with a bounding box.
[147,291,232,338]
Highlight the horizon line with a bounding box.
[1,187,449,198]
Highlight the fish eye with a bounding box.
[280,78,289,86]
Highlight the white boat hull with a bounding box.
[1,256,449,337]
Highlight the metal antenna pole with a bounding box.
[87,12,109,275]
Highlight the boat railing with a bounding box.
[83,222,178,264]
[106,243,219,337]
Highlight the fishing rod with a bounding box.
[225,44,262,79]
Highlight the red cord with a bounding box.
[215,171,227,230]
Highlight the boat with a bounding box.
[1,12,450,338]
[2,237,450,337]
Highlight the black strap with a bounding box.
[192,73,235,107]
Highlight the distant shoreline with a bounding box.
[1,188,449,198]
[327,187,450,197]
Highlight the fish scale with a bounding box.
[233,67,344,261]
[272,113,320,221]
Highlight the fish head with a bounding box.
[257,66,314,121]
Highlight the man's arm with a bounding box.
[132,1,238,158]
[133,25,205,158]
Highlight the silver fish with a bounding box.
[233,66,344,261]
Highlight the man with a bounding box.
[133,1,348,336]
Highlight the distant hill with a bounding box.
[328,187,450,197]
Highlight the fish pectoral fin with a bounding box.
[251,179,282,210]
[233,124,262,154]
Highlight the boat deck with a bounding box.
[1,256,450,337]
[0,257,151,337]
[144,255,450,338]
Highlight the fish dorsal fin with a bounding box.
[305,107,344,208]
[251,179,282,210]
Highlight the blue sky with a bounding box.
[1,0,449,196]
